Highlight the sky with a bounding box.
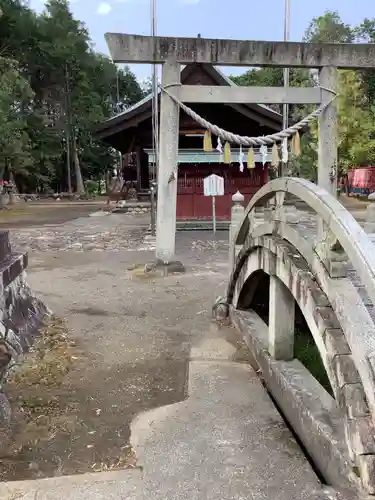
[30,0,373,82]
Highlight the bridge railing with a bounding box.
[234,177,375,307]
[221,177,375,496]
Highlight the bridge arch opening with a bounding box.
[237,270,269,322]
[237,270,332,396]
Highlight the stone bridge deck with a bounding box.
[292,211,375,321]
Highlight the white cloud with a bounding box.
[96,2,112,14]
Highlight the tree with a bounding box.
[0,0,144,193]
[300,12,375,176]
[337,71,375,170]
[231,10,375,180]
[303,11,354,43]
[140,77,153,96]
[73,56,142,184]
[0,56,33,184]
[231,68,311,114]
[355,19,375,106]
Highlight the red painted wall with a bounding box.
[176,164,268,220]
[347,166,375,195]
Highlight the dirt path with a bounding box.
[0,202,109,229]
[0,211,229,481]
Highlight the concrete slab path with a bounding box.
[0,335,338,500]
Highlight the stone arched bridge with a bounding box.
[215,178,375,496]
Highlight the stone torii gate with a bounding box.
[105,34,375,266]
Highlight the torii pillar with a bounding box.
[155,59,181,266]
[318,66,338,197]
[104,33,375,265]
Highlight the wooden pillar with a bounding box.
[139,149,150,191]
[135,149,141,192]
[318,66,338,196]
[269,276,295,360]
[156,58,180,263]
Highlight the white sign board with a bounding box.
[203,174,224,197]
[203,174,224,234]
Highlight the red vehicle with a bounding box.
[347,166,375,196]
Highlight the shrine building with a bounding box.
[94,63,282,220]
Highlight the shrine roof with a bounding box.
[94,63,282,139]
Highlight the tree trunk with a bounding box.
[65,65,72,194]
[66,129,72,194]
[72,135,85,194]
[0,193,6,210]
[0,164,7,209]
[8,172,15,205]
[105,170,111,194]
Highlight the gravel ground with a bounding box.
[9,213,149,254]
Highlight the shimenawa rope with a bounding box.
[160,83,338,147]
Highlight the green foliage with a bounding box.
[0,0,144,192]
[303,10,354,43]
[355,19,375,107]
[231,10,375,178]
[231,68,311,115]
[0,56,34,181]
[294,324,332,396]
[84,179,98,195]
[337,71,375,171]
[231,67,311,89]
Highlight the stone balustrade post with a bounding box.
[228,191,245,278]
[269,277,295,360]
[364,192,375,234]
